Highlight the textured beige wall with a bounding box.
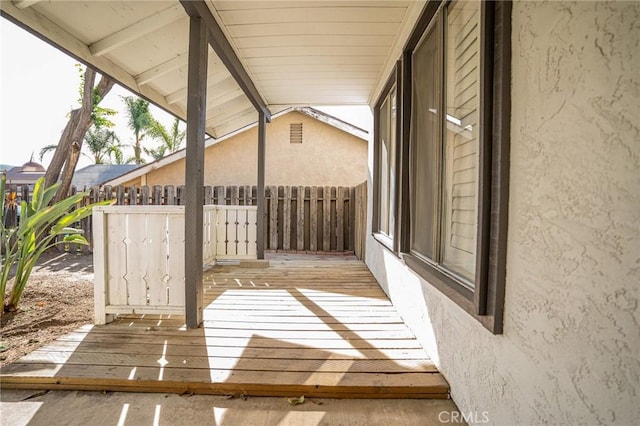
[366,2,639,424]
[138,111,367,187]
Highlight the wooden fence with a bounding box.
[3,182,367,258]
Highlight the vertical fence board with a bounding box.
[214,186,225,206]
[127,186,137,205]
[204,186,213,204]
[336,186,345,251]
[242,185,251,205]
[229,186,239,205]
[145,214,168,306]
[229,208,240,256]
[116,185,126,205]
[141,186,149,205]
[349,186,356,251]
[322,186,331,252]
[310,186,318,252]
[125,212,148,305]
[152,186,162,205]
[103,185,113,203]
[354,181,367,260]
[106,213,128,306]
[177,185,185,205]
[216,208,229,255]
[261,187,268,250]
[269,185,278,250]
[202,206,216,263]
[246,208,258,257]
[283,186,292,250]
[296,186,305,251]
[165,185,176,205]
[166,213,185,306]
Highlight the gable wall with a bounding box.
[130,111,367,188]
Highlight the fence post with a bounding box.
[92,208,112,324]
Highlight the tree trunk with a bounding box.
[44,67,115,201]
[57,141,82,200]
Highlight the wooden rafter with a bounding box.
[12,0,41,10]
[89,4,185,57]
[135,52,188,85]
[166,70,231,105]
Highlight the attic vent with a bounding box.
[290,123,303,144]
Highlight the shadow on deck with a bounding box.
[0,254,448,399]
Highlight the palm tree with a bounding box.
[83,127,124,164]
[121,96,153,164]
[145,118,186,160]
[40,127,125,165]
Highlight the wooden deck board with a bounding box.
[0,255,449,399]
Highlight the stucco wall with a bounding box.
[365,2,639,424]
[136,111,367,188]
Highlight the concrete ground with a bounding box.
[1,389,465,426]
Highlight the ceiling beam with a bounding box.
[12,0,41,9]
[212,109,259,137]
[205,88,244,112]
[166,71,232,105]
[135,52,188,85]
[89,4,184,57]
[207,105,254,128]
[180,0,270,121]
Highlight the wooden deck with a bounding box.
[0,255,448,398]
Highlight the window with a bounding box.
[373,68,399,247]
[290,123,303,143]
[410,0,480,283]
[400,1,511,334]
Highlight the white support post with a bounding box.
[92,208,113,325]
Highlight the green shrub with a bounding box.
[0,173,112,313]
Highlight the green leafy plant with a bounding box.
[0,173,112,314]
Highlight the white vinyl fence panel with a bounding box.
[215,205,258,259]
[93,205,257,324]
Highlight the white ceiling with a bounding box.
[1,0,425,138]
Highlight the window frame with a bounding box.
[398,0,511,334]
[372,62,402,253]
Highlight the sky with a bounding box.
[0,18,372,170]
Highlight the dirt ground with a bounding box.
[0,249,94,367]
